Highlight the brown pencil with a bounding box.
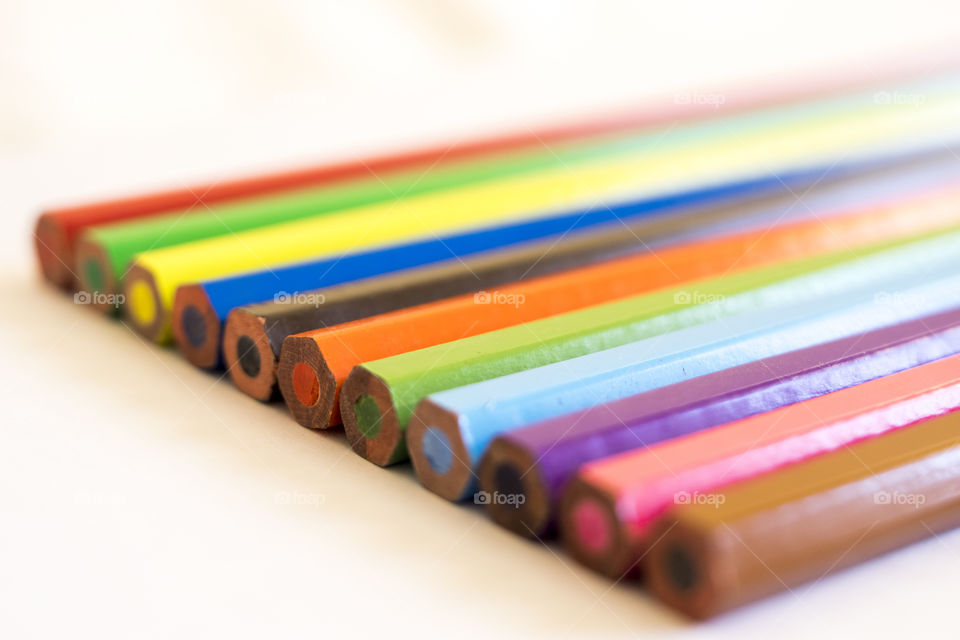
[222,224,657,401]
[222,174,809,402]
[223,147,960,405]
[35,50,960,290]
[644,409,960,619]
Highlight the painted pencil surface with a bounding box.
[406,193,960,499]
[122,85,960,343]
[32,56,960,627]
[559,353,960,579]
[34,55,960,288]
[340,226,960,467]
[186,146,960,373]
[644,409,960,619]
[75,125,679,308]
[280,174,960,431]
[182,166,798,374]
[414,268,960,502]
[36,80,723,290]
[76,76,960,304]
[478,305,960,538]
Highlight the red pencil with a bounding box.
[33,52,959,288]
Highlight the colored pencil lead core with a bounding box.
[340,367,405,465]
[171,284,221,369]
[663,544,700,594]
[422,428,453,475]
[122,263,165,340]
[222,309,280,401]
[83,259,104,293]
[277,335,339,428]
[291,363,320,407]
[493,463,525,505]
[181,305,207,348]
[560,478,630,578]
[129,280,156,325]
[74,238,120,312]
[407,399,474,499]
[571,498,613,554]
[477,440,549,537]
[354,395,383,438]
[236,336,261,378]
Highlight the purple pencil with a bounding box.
[477,305,960,539]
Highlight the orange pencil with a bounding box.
[561,352,960,579]
[276,182,960,430]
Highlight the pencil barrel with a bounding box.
[644,411,960,619]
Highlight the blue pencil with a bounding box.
[173,146,960,370]
[407,240,960,501]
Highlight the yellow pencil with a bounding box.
[124,86,960,343]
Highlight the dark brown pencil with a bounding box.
[223,178,807,402]
[35,52,960,290]
[223,223,664,401]
[204,147,960,406]
[644,409,960,619]
[477,305,960,538]
[230,148,960,408]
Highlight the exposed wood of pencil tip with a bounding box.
[643,517,720,620]
[559,476,637,580]
[222,308,279,401]
[277,335,339,429]
[122,262,167,341]
[173,284,222,369]
[477,438,552,539]
[408,399,474,501]
[34,214,72,289]
[72,237,121,314]
[340,366,405,466]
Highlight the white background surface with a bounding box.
[2,1,960,637]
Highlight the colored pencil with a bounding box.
[339,226,960,467]
[33,58,960,622]
[412,262,960,502]
[76,79,960,306]
[559,352,960,579]
[74,126,684,310]
[34,97,706,291]
[122,87,960,343]
[223,153,927,398]
[176,166,796,371]
[227,235,663,401]
[35,56,958,288]
[179,146,960,371]
[286,179,960,432]
[644,409,960,619]
[479,305,960,538]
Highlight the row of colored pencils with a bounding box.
[37,61,960,620]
